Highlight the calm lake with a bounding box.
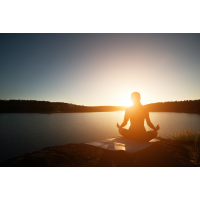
[1,111,200,163]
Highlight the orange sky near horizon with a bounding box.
[0,34,200,106]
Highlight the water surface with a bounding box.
[1,112,200,163]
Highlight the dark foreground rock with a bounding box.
[0,138,199,167]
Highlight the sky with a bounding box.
[0,34,200,106]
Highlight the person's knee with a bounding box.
[118,128,127,136]
[118,128,123,134]
[147,130,158,138]
[153,131,158,137]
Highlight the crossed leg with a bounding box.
[118,128,158,142]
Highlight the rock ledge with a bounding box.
[0,138,198,167]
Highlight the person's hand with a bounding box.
[155,124,160,131]
[116,123,121,129]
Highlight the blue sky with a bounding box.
[0,34,200,106]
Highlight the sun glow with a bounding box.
[119,94,133,107]
[117,90,153,107]
[119,93,150,107]
[123,98,133,107]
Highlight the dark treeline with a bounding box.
[0,99,200,114]
[144,100,200,114]
[0,100,126,113]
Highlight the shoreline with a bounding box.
[1,111,200,114]
[1,137,199,167]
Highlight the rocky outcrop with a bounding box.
[0,138,198,167]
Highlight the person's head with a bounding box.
[131,92,141,104]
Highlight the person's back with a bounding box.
[125,104,147,133]
[116,92,160,142]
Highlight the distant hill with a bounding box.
[0,99,200,114]
[144,100,200,114]
[0,100,126,113]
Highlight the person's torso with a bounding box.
[126,105,147,132]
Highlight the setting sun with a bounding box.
[123,98,133,107]
[122,97,148,107]
[118,94,133,107]
[118,92,150,107]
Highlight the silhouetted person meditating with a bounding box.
[117,92,160,142]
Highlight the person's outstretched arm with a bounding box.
[116,110,129,128]
[146,112,160,131]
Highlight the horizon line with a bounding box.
[1,98,200,107]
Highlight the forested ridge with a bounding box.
[0,100,126,113]
[144,100,200,114]
[0,99,200,114]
